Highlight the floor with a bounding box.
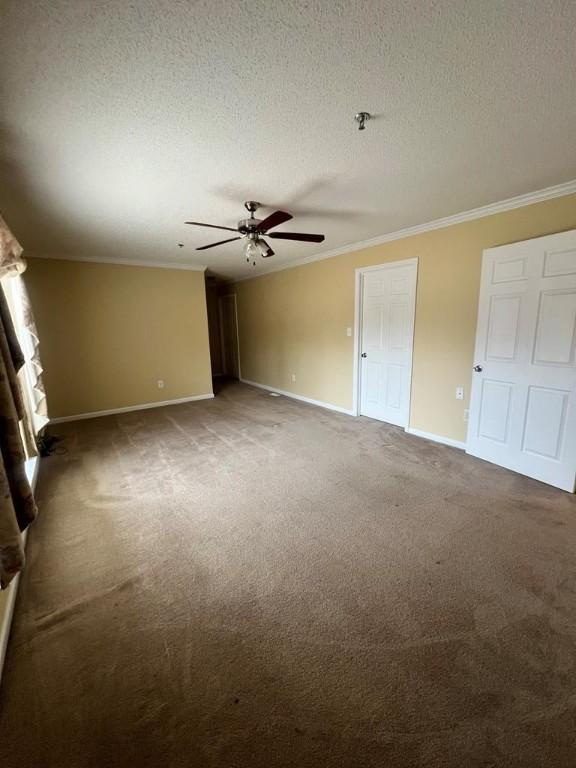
[1,381,575,768]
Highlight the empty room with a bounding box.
[1,2,576,766]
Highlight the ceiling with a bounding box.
[1,1,575,280]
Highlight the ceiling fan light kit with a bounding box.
[185,201,325,267]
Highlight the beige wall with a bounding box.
[25,259,213,418]
[234,194,576,442]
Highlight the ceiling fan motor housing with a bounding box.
[238,218,262,235]
[239,201,262,234]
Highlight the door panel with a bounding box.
[477,380,514,443]
[359,260,417,427]
[385,364,403,410]
[364,306,382,349]
[485,295,522,360]
[389,303,408,350]
[533,290,576,365]
[364,361,380,404]
[522,386,568,459]
[544,248,576,277]
[491,256,529,283]
[467,229,576,492]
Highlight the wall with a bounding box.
[234,194,576,442]
[25,259,213,419]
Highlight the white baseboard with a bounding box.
[240,378,355,416]
[0,457,40,686]
[405,427,466,450]
[241,379,465,445]
[49,393,215,424]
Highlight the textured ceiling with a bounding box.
[1,1,575,279]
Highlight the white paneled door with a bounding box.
[358,259,417,427]
[467,230,576,492]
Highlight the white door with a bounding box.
[467,230,576,492]
[359,259,417,427]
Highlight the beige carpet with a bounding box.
[1,381,575,767]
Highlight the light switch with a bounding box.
[456,387,464,400]
[346,327,352,337]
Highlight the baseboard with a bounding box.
[405,427,466,450]
[240,378,355,416]
[241,380,465,443]
[49,393,215,424]
[0,457,39,686]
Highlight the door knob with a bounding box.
[361,352,367,358]
[473,365,483,372]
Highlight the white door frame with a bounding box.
[352,258,418,419]
[218,293,242,379]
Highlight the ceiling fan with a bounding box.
[185,201,325,264]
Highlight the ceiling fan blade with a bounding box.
[185,221,239,233]
[258,210,293,232]
[259,239,275,258]
[267,232,325,243]
[195,237,241,251]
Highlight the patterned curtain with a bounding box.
[0,215,41,587]
[3,277,49,439]
[0,215,25,279]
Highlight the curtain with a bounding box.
[0,285,37,587]
[3,277,49,439]
[0,215,42,587]
[0,214,48,444]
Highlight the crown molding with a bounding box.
[24,179,576,280]
[27,253,207,272]
[233,179,576,283]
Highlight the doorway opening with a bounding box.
[205,276,241,394]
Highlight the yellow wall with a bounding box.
[25,259,213,418]
[234,194,576,442]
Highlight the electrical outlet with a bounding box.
[157,379,165,389]
[464,408,470,422]
[456,387,464,400]
[291,373,296,383]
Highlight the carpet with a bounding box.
[1,381,575,767]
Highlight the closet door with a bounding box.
[467,230,576,492]
[359,260,417,428]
